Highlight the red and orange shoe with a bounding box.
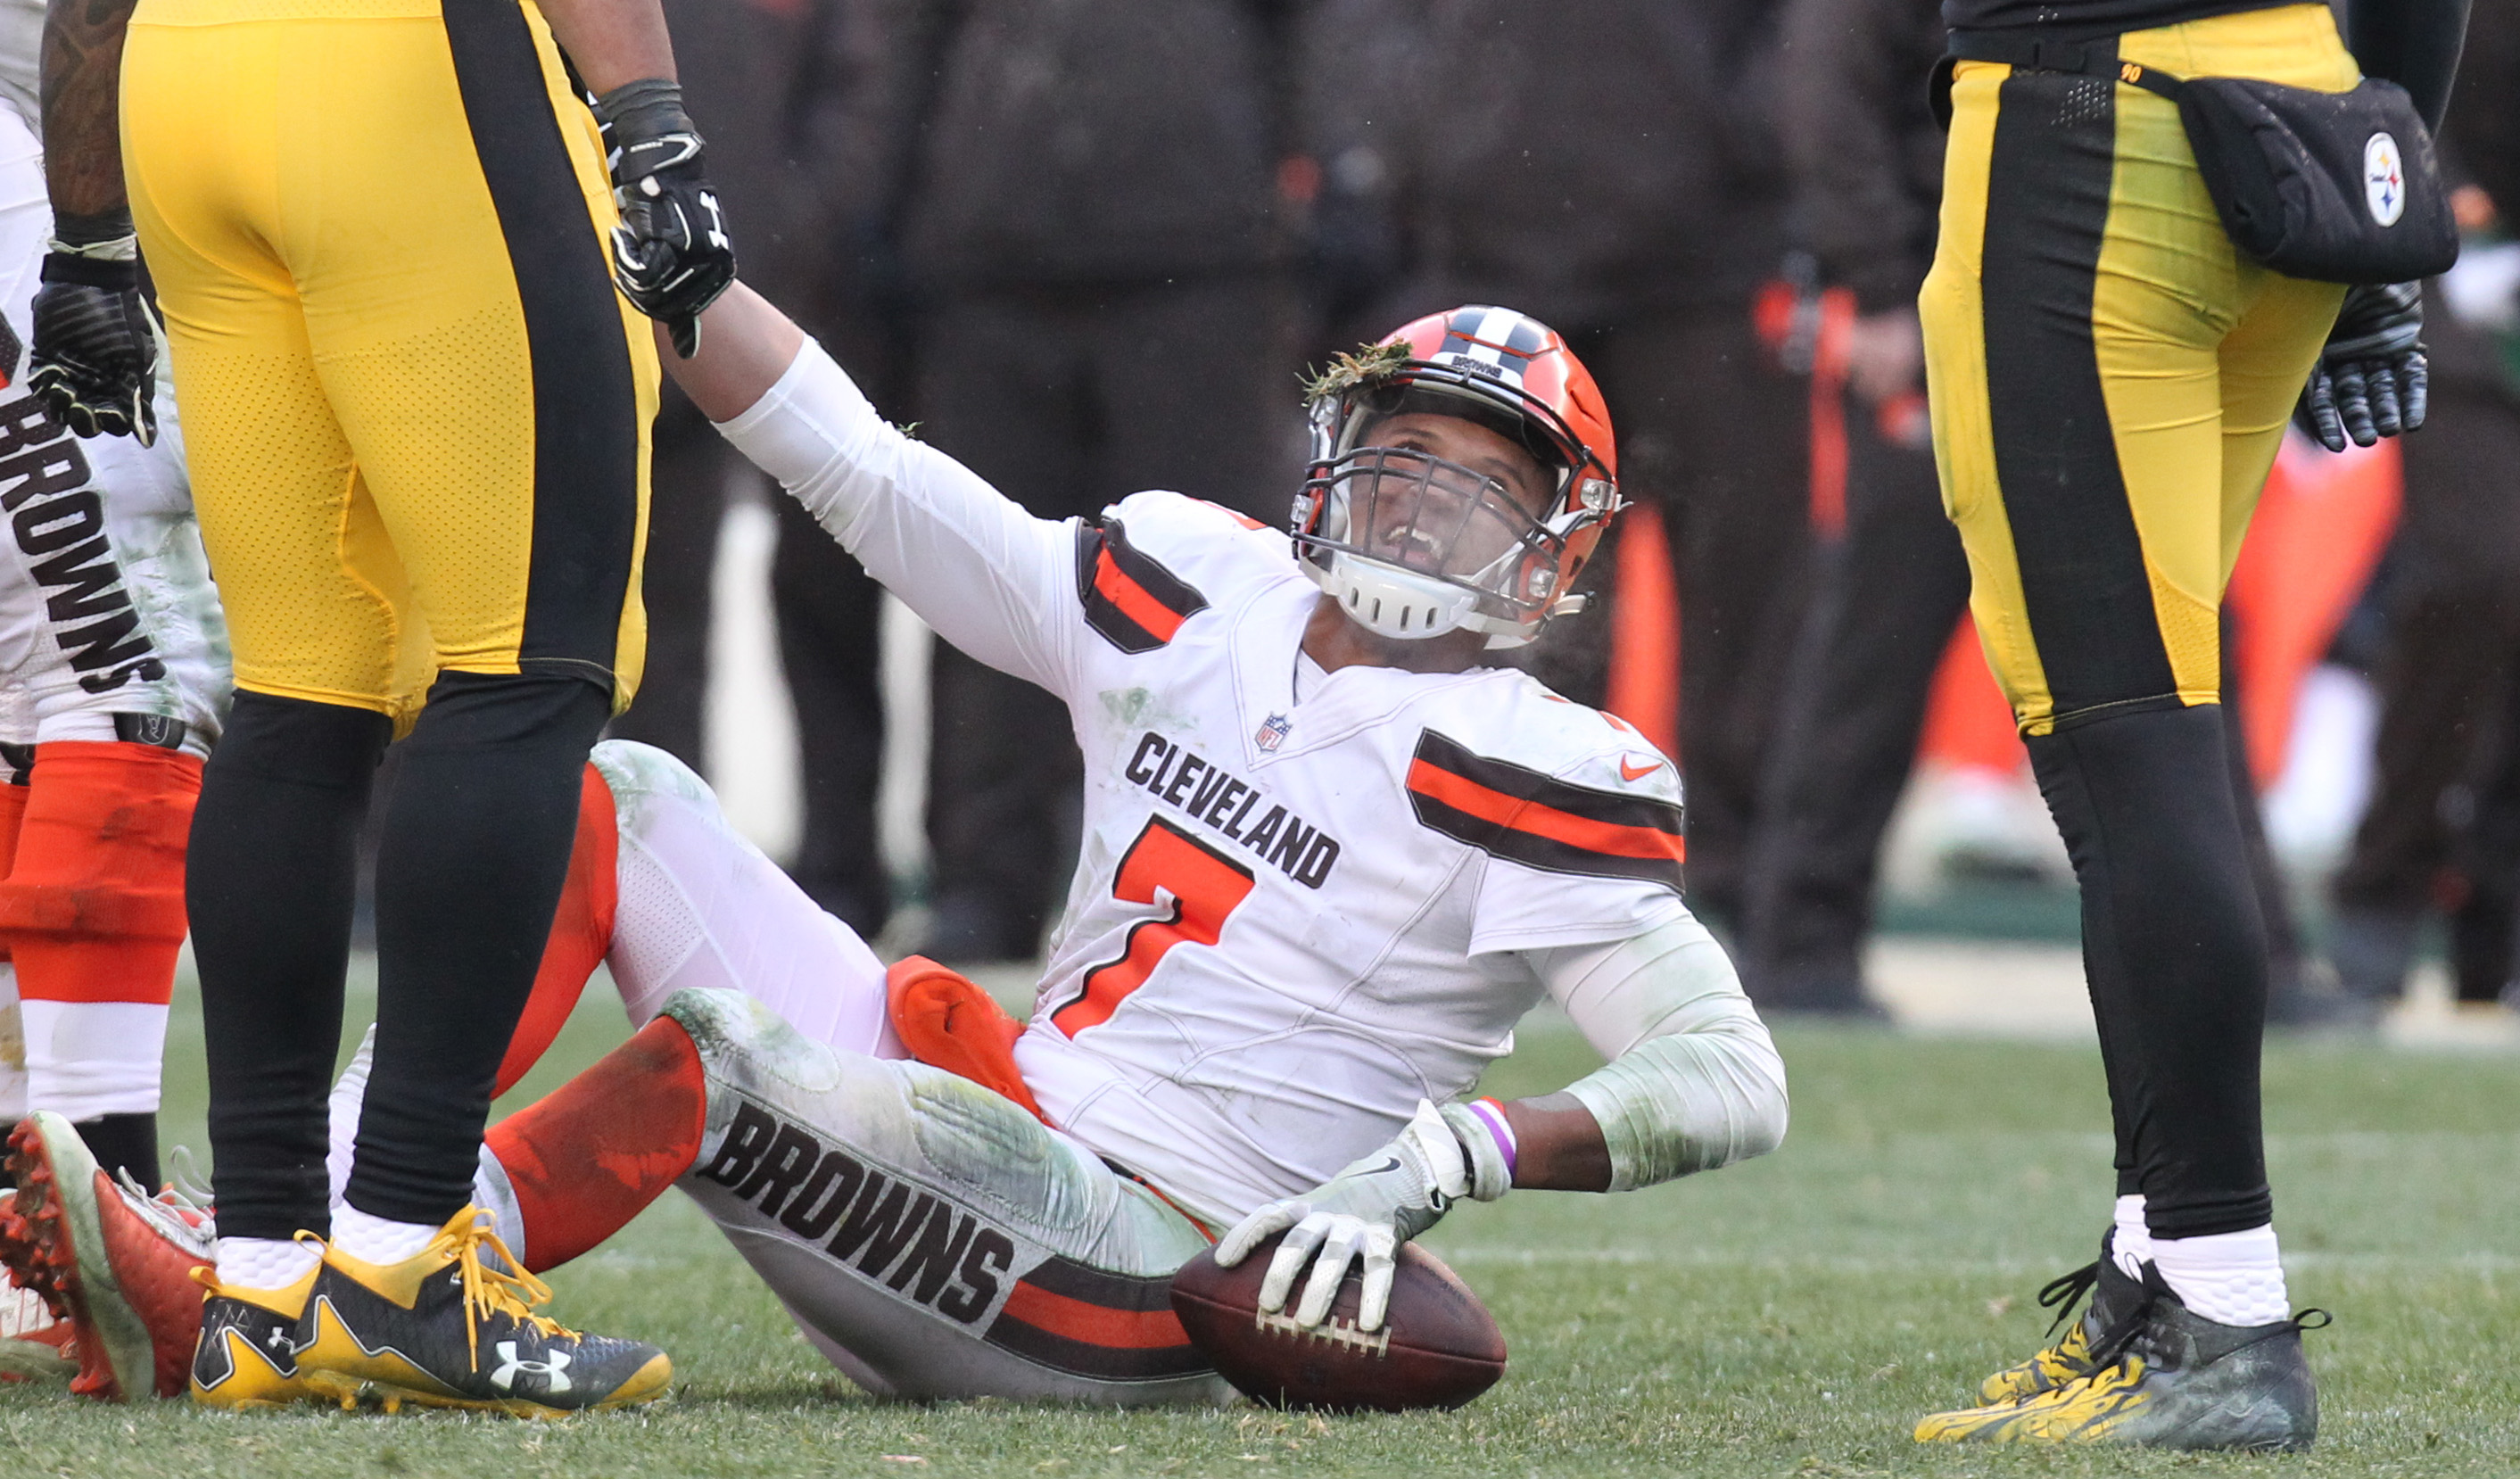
[0,1112,211,1400]
[0,1195,75,1383]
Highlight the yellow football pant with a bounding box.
[123,0,656,723]
[1921,3,2357,735]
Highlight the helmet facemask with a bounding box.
[1293,378,1615,649]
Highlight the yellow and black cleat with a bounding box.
[295,1206,668,1417]
[191,1268,325,1409]
[1920,1268,2323,1451]
[1973,1235,2141,1404]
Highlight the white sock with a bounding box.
[2111,1194,2152,1278]
[324,1025,376,1209]
[215,1235,318,1292]
[331,1203,441,1266]
[475,1144,526,1261]
[2150,1224,2291,1326]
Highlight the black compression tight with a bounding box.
[189,693,386,1240]
[2028,702,2272,1240]
[192,673,607,1240]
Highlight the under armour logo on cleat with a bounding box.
[489,1343,571,1394]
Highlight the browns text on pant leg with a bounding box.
[667,990,1226,1404]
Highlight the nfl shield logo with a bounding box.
[1255,714,1292,752]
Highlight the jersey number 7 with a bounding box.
[1053,817,1256,1036]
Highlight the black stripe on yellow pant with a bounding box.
[1978,45,2184,725]
[1921,3,2352,736]
[443,0,642,689]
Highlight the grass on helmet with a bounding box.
[3,963,2511,1477]
[1300,341,1414,402]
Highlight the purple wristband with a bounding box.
[1464,1097,1518,1180]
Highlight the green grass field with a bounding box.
[4,963,2514,1477]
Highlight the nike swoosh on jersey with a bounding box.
[1618,757,1661,781]
[1407,730,1686,891]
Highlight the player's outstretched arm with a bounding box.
[676,283,1084,698]
[654,281,806,422]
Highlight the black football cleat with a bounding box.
[192,1268,326,1409]
[1974,1231,2145,1404]
[1918,1265,2322,1451]
[295,1207,669,1417]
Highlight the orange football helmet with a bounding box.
[1292,305,1621,648]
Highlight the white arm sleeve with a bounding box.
[714,338,1081,697]
[1529,913,1789,1192]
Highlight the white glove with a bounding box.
[1214,1100,1510,1332]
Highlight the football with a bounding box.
[1168,1235,1507,1412]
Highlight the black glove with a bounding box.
[2298,280,2427,452]
[26,211,159,445]
[591,79,734,359]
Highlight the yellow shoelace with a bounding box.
[444,1219,576,1370]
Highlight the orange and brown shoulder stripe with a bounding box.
[1406,730,1684,890]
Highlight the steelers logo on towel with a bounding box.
[2364,133,2406,227]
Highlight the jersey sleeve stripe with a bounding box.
[1074,520,1210,653]
[1407,730,1686,890]
[1406,760,1685,863]
[1411,731,1685,833]
[1095,547,1191,643]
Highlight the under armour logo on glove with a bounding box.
[592,79,736,359]
[490,1342,572,1394]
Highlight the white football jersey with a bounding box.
[1005,492,1690,1224]
[723,343,1693,1228]
[0,109,226,754]
[0,0,33,138]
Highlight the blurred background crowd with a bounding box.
[615,0,2520,1033]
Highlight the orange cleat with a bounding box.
[0,1112,211,1400]
[0,1196,75,1383]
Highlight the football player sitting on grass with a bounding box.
[15,284,1789,1407]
